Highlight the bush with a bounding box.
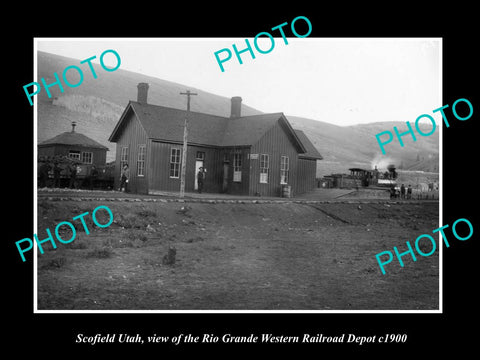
[136,209,157,218]
[103,236,134,248]
[67,240,88,249]
[38,201,56,212]
[126,230,148,243]
[86,247,113,259]
[100,232,147,249]
[116,213,146,229]
[185,236,204,243]
[41,256,67,270]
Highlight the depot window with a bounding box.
[280,156,289,184]
[68,150,80,161]
[196,151,205,160]
[120,146,128,168]
[170,148,181,178]
[82,152,93,164]
[137,145,146,176]
[233,152,242,182]
[259,154,269,183]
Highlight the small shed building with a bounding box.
[38,122,108,166]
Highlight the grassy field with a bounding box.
[36,198,439,310]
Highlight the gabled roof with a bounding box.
[126,101,227,146]
[39,131,108,150]
[221,113,286,147]
[109,101,309,154]
[294,130,323,160]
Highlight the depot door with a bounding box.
[194,160,204,191]
[194,151,205,191]
[222,162,229,192]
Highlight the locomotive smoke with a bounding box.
[371,154,395,171]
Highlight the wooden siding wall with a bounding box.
[111,111,318,197]
[220,147,251,196]
[295,158,318,195]
[114,112,149,194]
[250,121,299,197]
[148,141,223,194]
[37,146,55,158]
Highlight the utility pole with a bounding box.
[179,90,197,198]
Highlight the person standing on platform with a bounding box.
[120,163,130,192]
[197,167,205,194]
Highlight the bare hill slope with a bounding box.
[37,51,439,172]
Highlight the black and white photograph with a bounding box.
[33,38,441,311]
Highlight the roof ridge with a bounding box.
[111,102,314,154]
[294,129,323,159]
[130,101,287,121]
[130,100,230,120]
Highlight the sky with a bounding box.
[36,38,441,126]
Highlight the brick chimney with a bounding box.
[230,96,242,118]
[137,83,149,104]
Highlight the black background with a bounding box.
[6,4,478,356]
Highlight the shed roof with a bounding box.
[39,131,108,150]
[221,113,289,147]
[294,130,323,160]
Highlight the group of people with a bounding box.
[390,184,413,199]
[38,156,78,189]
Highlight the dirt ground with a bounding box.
[36,198,439,310]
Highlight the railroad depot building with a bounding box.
[108,83,322,197]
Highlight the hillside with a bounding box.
[37,51,261,162]
[37,51,439,173]
[288,117,439,176]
